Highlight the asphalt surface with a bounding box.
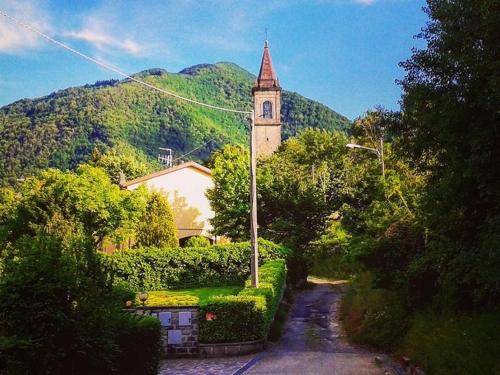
[244,279,404,375]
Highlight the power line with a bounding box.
[0,10,252,115]
[172,138,215,163]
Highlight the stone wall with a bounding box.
[126,305,268,358]
[129,305,199,357]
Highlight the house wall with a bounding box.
[125,167,214,240]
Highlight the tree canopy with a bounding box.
[135,191,178,248]
[397,0,500,307]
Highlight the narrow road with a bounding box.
[244,278,403,375]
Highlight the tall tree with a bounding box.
[206,144,250,242]
[135,191,178,248]
[398,0,500,306]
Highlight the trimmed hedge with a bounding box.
[199,259,287,343]
[115,313,161,375]
[104,239,289,290]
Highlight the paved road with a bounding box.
[244,279,403,375]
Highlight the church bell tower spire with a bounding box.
[252,40,282,157]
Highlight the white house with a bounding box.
[121,161,218,244]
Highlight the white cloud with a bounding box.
[0,0,52,54]
[66,16,144,56]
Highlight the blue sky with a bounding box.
[0,0,428,120]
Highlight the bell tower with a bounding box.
[252,40,281,157]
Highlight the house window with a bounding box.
[263,101,273,119]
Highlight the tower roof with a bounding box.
[254,40,280,90]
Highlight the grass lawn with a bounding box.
[135,286,242,307]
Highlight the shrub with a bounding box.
[104,238,289,291]
[198,295,267,342]
[340,272,410,350]
[111,281,136,307]
[402,311,500,375]
[199,260,287,343]
[307,220,360,279]
[0,236,121,375]
[184,236,210,247]
[115,314,161,375]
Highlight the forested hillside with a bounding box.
[0,62,350,185]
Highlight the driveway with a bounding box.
[243,278,403,375]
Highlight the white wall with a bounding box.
[126,167,214,239]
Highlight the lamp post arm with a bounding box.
[346,142,385,181]
[346,143,379,155]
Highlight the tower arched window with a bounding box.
[262,101,273,119]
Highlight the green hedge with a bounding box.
[199,259,287,343]
[104,239,289,290]
[115,313,161,375]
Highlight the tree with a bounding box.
[206,144,250,242]
[90,145,156,184]
[397,0,500,307]
[257,130,347,248]
[0,235,121,375]
[135,191,178,248]
[0,165,146,249]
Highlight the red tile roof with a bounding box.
[254,40,280,90]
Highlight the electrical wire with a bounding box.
[172,138,216,163]
[0,10,252,115]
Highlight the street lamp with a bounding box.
[346,141,385,179]
[139,291,149,307]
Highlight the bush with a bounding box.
[0,236,123,375]
[199,260,287,343]
[307,220,360,279]
[115,314,161,375]
[340,272,410,350]
[402,311,500,375]
[184,236,210,247]
[198,295,267,342]
[104,238,289,291]
[111,281,136,307]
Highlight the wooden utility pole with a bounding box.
[379,137,385,181]
[249,110,259,288]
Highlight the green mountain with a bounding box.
[0,62,350,184]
